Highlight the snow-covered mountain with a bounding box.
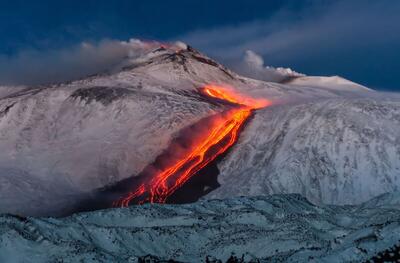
[0,42,398,216]
[1,192,399,262]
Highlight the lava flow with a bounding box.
[115,84,270,207]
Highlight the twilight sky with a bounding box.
[0,0,399,90]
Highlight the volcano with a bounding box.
[110,85,270,207]
[0,43,399,217]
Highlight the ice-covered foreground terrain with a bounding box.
[0,42,399,216]
[1,192,400,262]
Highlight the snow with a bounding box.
[0,44,395,217]
[208,97,400,205]
[1,44,399,261]
[0,81,219,216]
[287,75,371,92]
[0,86,27,99]
[0,192,399,262]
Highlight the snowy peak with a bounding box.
[286,75,371,92]
[117,43,239,85]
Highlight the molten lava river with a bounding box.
[115,85,270,207]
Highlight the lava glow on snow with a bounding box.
[115,85,271,207]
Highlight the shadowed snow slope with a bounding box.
[0,44,396,216]
[0,192,399,262]
[207,97,400,205]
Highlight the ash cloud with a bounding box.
[0,39,161,86]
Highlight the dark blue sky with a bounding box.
[0,0,399,91]
[0,1,298,54]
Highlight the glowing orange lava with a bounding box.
[203,84,271,109]
[115,85,270,207]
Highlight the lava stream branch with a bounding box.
[115,85,270,207]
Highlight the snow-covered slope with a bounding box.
[0,76,219,216]
[0,42,397,216]
[1,192,399,262]
[0,86,26,99]
[207,97,400,205]
[286,75,370,92]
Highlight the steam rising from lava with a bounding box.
[114,85,271,207]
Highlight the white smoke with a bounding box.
[234,50,304,82]
[0,39,179,86]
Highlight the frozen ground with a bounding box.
[0,192,399,262]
